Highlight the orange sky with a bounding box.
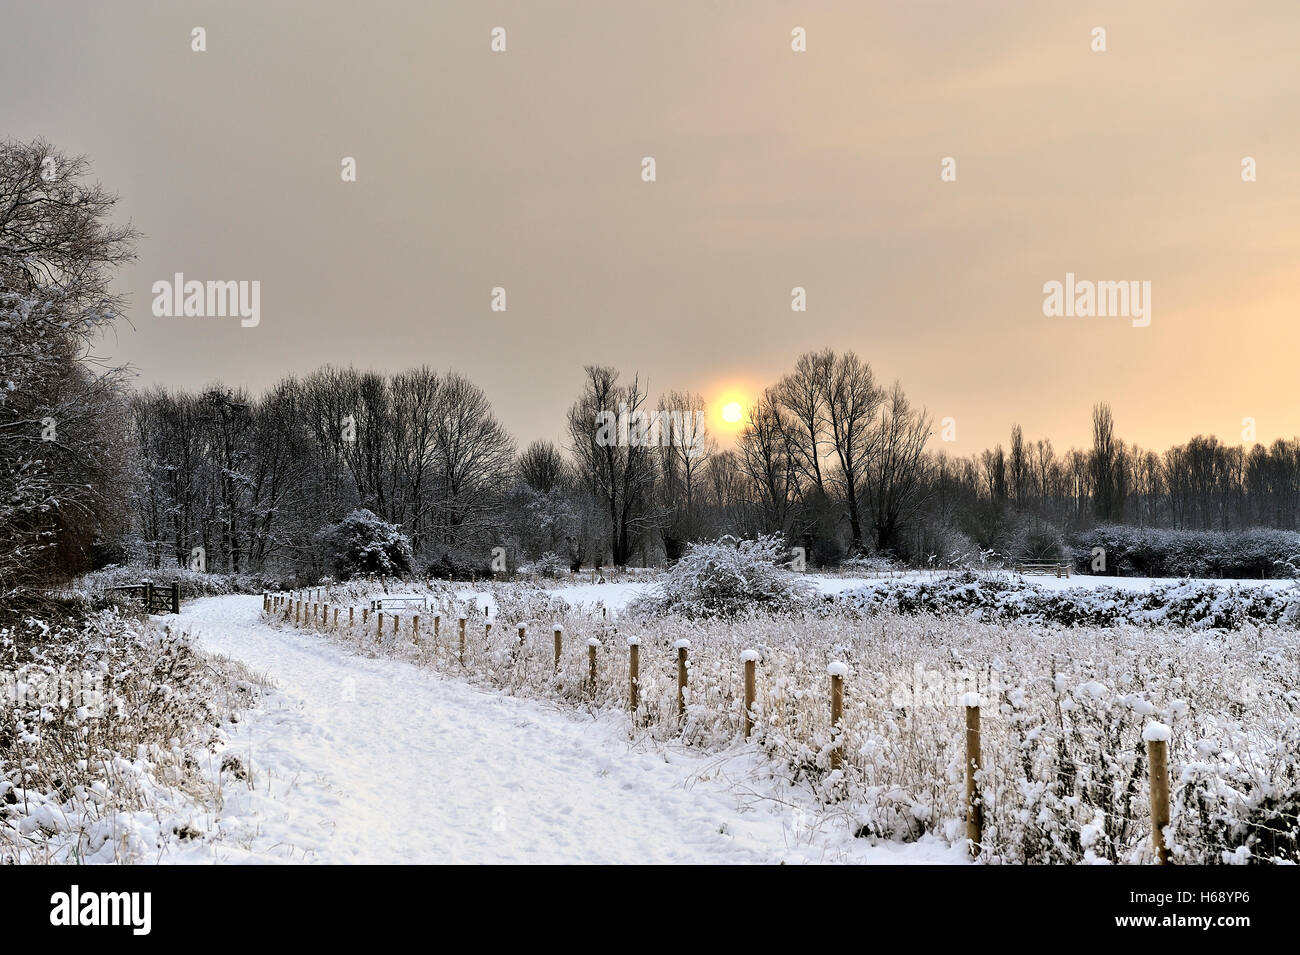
[3,0,1297,455]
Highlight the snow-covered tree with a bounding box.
[314,509,414,579]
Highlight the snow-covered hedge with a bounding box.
[75,562,284,597]
[839,571,1300,631]
[631,535,815,619]
[1069,525,1300,579]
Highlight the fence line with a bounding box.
[261,588,1261,864]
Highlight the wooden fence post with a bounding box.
[434,613,441,638]
[458,615,467,666]
[962,693,983,858]
[1145,722,1172,865]
[332,607,338,629]
[553,626,563,673]
[143,581,153,616]
[349,606,354,626]
[828,662,847,771]
[295,599,301,625]
[377,611,384,640]
[393,613,399,635]
[172,582,180,614]
[675,639,690,720]
[413,615,420,644]
[741,650,759,739]
[627,637,640,719]
[587,638,601,693]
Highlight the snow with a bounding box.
[167,596,966,864]
[1143,721,1172,743]
[958,692,982,708]
[626,636,641,646]
[827,661,849,678]
[740,649,761,663]
[673,638,691,650]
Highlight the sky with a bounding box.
[3,0,1298,455]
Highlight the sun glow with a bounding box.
[721,401,744,424]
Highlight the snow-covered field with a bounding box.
[169,595,964,864]
[9,567,1295,865]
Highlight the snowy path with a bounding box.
[176,596,963,864]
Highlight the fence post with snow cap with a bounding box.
[627,636,640,718]
[1144,721,1172,864]
[587,638,601,693]
[741,649,759,739]
[961,692,983,857]
[553,625,563,673]
[675,640,690,719]
[828,662,847,771]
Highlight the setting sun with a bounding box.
[721,401,744,424]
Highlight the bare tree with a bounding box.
[566,366,657,567]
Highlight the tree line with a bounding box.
[8,138,1300,589]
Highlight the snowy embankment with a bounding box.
[176,596,962,864]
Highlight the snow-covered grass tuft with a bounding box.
[1,608,270,863]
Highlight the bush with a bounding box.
[631,535,815,619]
[519,552,569,580]
[426,545,492,581]
[315,509,413,580]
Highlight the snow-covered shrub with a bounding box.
[631,535,815,618]
[518,552,569,580]
[315,509,413,580]
[426,545,493,580]
[841,554,905,574]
